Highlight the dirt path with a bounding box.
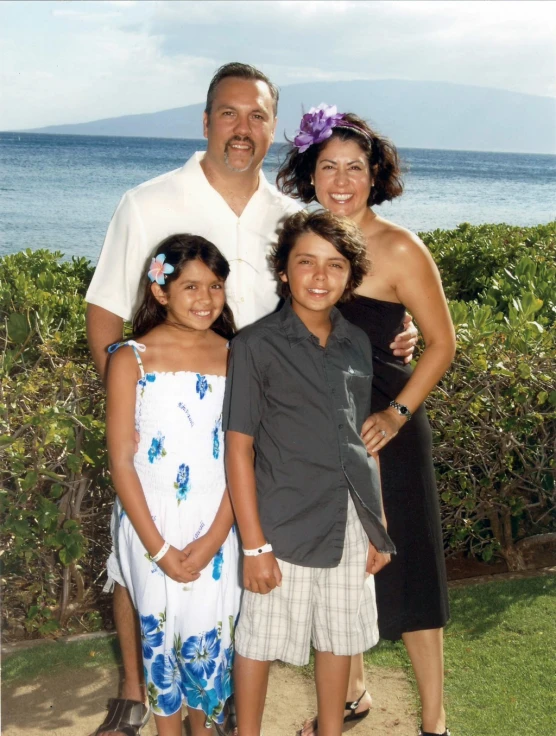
[3,661,417,735]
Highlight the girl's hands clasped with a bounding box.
[182,534,223,578]
[157,545,200,584]
[361,408,407,454]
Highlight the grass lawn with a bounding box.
[4,575,556,735]
[365,574,556,736]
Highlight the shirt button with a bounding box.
[339,423,343,429]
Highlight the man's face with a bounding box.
[203,77,276,173]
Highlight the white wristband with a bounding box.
[243,542,273,557]
[151,541,170,563]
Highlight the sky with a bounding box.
[1,0,556,130]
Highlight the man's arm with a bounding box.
[86,304,124,383]
[391,312,418,364]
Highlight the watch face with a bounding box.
[399,405,409,416]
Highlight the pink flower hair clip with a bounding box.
[148,253,175,285]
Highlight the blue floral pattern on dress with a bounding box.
[151,648,184,715]
[182,625,221,680]
[119,360,239,727]
[148,432,166,464]
[212,547,224,581]
[174,463,190,504]
[140,613,164,660]
[196,374,209,399]
[212,421,220,459]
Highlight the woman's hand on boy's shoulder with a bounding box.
[366,543,391,575]
[243,552,282,595]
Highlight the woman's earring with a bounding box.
[310,177,315,186]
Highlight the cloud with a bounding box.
[1,0,554,130]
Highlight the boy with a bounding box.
[223,210,395,736]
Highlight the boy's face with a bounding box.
[280,232,351,319]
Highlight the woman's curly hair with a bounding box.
[276,112,403,207]
[271,210,370,302]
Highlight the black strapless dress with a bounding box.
[339,295,449,640]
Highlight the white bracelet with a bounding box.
[151,541,170,563]
[243,542,273,557]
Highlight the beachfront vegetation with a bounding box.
[1,222,555,637]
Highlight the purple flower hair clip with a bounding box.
[293,103,371,153]
[148,253,174,285]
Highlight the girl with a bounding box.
[105,233,241,736]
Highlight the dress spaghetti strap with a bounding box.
[107,340,146,379]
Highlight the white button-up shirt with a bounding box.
[85,152,301,329]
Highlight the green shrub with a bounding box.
[423,221,556,325]
[431,298,555,567]
[1,250,110,638]
[1,223,555,638]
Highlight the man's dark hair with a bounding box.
[271,210,370,302]
[205,62,279,117]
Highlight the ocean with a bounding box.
[1,132,555,261]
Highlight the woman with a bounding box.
[277,105,455,736]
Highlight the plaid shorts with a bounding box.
[235,495,379,666]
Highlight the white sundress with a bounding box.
[109,340,241,727]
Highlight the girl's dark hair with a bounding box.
[271,210,370,302]
[276,113,403,206]
[133,234,237,340]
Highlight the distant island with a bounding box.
[10,80,556,155]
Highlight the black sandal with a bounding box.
[298,689,371,735]
[93,698,150,736]
[344,689,372,723]
[419,728,451,736]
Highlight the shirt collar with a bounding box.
[186,151,272,198]
[279,297,352,347]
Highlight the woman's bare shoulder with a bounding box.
[371,216,430,262]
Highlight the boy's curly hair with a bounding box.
[271,210,370,302]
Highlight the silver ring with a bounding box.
[380,429,387,438]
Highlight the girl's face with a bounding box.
[280,232,350,318]
[153,258,226,331]
[313,137,372,223]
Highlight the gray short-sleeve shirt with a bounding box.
[223,298,395,568]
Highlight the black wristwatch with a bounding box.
[389,400,412,421]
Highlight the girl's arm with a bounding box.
[362,232,456,454]
[225,430,282,594]
[106,348,198,584]
[181,488,236,574]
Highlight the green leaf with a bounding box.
[7,312,30,344]
[21,471,39,492]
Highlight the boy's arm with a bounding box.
[365,453,391,575]
[226,430,282,594]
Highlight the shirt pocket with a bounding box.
[341,369,373,418]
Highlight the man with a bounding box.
[87,62,416,736]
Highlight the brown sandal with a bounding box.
[93,698,150,736]
[215,695,238,736]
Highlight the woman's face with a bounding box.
[313,137,372,222]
